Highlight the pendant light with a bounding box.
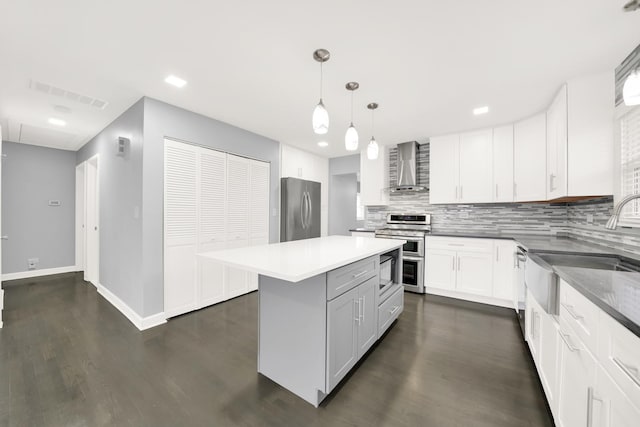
[345,82,359,151]
[366,103,379,160]
[312,49,330,134]
[623,68,640,106]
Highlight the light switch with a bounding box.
[48,200,61,206]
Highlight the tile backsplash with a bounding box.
[365,142,640,254]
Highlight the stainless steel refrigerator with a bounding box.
[281,177,321,242]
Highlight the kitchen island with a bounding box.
[199,235,404,406]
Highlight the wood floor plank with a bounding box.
[0,273,554,426]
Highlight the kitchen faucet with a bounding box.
[605,193,640,229]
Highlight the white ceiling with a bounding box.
[1,1,639,157]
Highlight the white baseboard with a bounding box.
[97,283,167,331]
[1,266,77,281]
[425,287,516,310]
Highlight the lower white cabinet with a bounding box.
[425,237,515,307]
[327,275,379,392]
[593,364,640,427]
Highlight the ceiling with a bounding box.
[1,1,639,157]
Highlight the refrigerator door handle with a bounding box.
[300,192,306,229]
[305,192,312,230]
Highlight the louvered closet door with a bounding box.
[164,139,199,317]
[248,160,270,291]
[225,154,251,299]
[198,149,227,308]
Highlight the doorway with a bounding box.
[77,155,99,286]
[328,173,360,235]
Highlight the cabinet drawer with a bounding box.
[378,287,403,337]
[426,236,493,253]
[598,311,640,405]
[559,280,599,355]
[327,255,379,301]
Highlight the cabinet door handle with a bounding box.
[559,332,580,353]
[586,387,603,427]
[455,186,458,200]
[513,182,517,199]
[549,173,556,192]
[457,257,461,271]
[613,357,640,387]
[496,246,499,262]
[561,303,583,320]
[452,257,455,271]
[352,270,368,279]
[354,299,360,325]
[495,184,499,199]
[389,306,400,315]
[360,296,365,322]
[460,185,463,199]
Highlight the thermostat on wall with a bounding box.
[48,200,61,207]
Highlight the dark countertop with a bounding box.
[428,231,640,337]
[554,267,640,337]
[349,228,376,233]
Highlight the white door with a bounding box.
[198,149,227,308]
[357,278,378,357]
[225,154,251,299]
[546,84,568,200]
[458,129,493,203]
[425,249,457,290]
[429,135,459,204]
[456,251,493,296]
[75,163,86,272]
[85,155,100,286]
[164,140,199,317]
[492,125,514,202]
[248,160,270,291]
[539,312,560,415]
[327,286,359,392]
[593,365,640,427]
[514,114,547,202]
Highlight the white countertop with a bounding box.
[198,235,404,283]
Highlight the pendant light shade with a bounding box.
[367,137,379,160]
[345,124,359,151]
[345,82,360,151]
[312,49,331,134]
[366,102,379,160]
[623,69,640,106]
[312,100,329,134]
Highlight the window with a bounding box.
[620,106,640,222]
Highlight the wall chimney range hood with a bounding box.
[390,141,427,193]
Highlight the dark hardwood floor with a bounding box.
[0,273,553,426]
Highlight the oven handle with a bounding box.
[403,255,424,263]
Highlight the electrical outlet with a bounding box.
[27,258,39,270]
[586,214,594,224]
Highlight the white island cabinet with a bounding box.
[199,235,404,407]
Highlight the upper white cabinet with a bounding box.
[546,84,568,200]
[514,113,547,202]
[492,125,514,203]
[430,130,492,204]
[360,146,389,206]
[429,134,459,204]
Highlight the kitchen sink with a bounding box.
[535,253,640,273]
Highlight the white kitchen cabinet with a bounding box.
[429,134,459,204]
[360,145,389,206]
[327,275,379,392]
[429,130,492,204]
[546,84,568,200]
[458,129,493,203]
[425,248,457,290]
[165,140,270,318]
[455,251,493,296]
[592,364,640,427]
[492,240,515,301]
[492,125,514,202]
[526,290,542,360]
[514,113,547,202]
[557,318,597,427]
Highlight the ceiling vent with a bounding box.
[29,79,109,110]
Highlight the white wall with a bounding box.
[280,144,329,236]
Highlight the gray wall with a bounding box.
[141,97,281,316]
[1,141,76,274]
[329,174,359,235]
[329,154,362,234]
[76,99,145,314]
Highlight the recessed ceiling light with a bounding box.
[54,105,72,114]
[317,141,329,147]
[165,75,187,88]
[473,106,489,115]
[48,118,66,126]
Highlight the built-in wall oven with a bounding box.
[375,214,430,294]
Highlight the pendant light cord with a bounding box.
[350,91,354,125]
[320,62,323,100]
[371,108,375,137]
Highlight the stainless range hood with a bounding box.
[390,141,427,193]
